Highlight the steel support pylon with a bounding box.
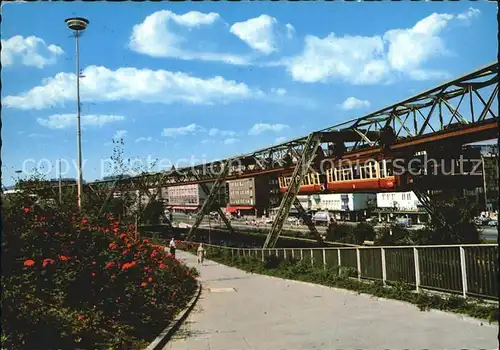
[198,181,235,235]
[293,197,323,242]
[186,159,232,241]
[263,132,323,248]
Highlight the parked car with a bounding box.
[487,220,498,227]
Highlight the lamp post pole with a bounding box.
[65,17,89,210]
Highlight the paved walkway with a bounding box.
[165,251,498,350]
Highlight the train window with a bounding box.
[379,161,386,178]
[311,173,319,184]
[353,166,360,180]
[343,167,352,181]
[303,174,310,186]
[326,169,333,183]
[386,161,393,176]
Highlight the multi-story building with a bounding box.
[309,193,376,221]
[227,175,278,217]
[376,191,421,211]
[166,183,226,213]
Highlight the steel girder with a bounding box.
[263,132,324,248]
[185,159,233,241]
[197,181,235,235]
[292,197,323,242]
[76,62,497,193]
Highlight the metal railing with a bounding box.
[191,243,498,300]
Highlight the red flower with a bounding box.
[143,239,149,243]
[92,261,96,265]
[40,216,46,221]
[77,314,85,320]
[172,291,177,297]
[119,233,127,240]
[42,258,55,268]
[151,301,156,305]
[109,242,118,250]
[140,282,148,287]
[91,272,96,277]
[148,277,153,282]
[59,255,70,261]
[105,262,115,269]
[24,259,35,267]
[122,249,130,256]
[111,274,116,279]
[55,232,60,236]
[121,261,136,271]
[24,207,30,213]
[81,217,88,224]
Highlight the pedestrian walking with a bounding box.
[169,238,176,258]
[197,243,205,265]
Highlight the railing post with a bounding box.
[231,249,234,260]
[381,248,387,286]
[322,248,326,270]
[284,249,287,260]
[337,249,341,266]
[261,249,265,262]
[413,247,420,292]
[459,246,468,298]
[311,249,314,266]
[300,249,304,261]
[356,248,361,280]
[291,249,295,260]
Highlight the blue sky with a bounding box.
[2,2,497,186]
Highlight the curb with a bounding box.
[145,280,202,350]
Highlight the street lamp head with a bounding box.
[65,17,89,31]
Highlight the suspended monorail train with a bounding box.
[278,159,400,194]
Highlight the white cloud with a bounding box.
[4,65,257,110]
[223,138,239,145]
[135,137,153,143]
[201,139,215,144]
[230,15,278,55]
[248,123,289,135]
[114,130,127,139]
[1,35,64,68]
[286,23,295,39]
[275,136,287,144]
[129,10,249,65]
[338,97,371,110]
[456,7,481,21]
[208,128,236,137]
[37,114,125,129]
[162,123,204,137]
[271,88,287,96]
[286,8,480,84]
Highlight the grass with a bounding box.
[191,246,499,324]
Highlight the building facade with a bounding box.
[166,183,226,211]
[376,191,421,211]
[227,175,279,216]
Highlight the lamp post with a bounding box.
[65,17,89,210]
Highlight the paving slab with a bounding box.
[165,251,498,350]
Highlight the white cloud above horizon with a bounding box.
[208,128,237,137]
[129,10,250,65]
[338,97,371,110]
[1,35,64,68]
[249,123,289,135]
[135,136,153,143]
[230,15,278,55]
[223,138,239,145]
[4,65,258,110]
[113,130,128,139]
[162,123,205,137]
[37,114,126,129]
[284,7,481,84]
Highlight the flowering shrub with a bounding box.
[2,191,198,349]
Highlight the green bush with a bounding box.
[2,187,198,349]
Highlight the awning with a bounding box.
[171,206,198,210]
[226,206,254,213]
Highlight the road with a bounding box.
[164,251,498,350]
[170,213,498,241]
